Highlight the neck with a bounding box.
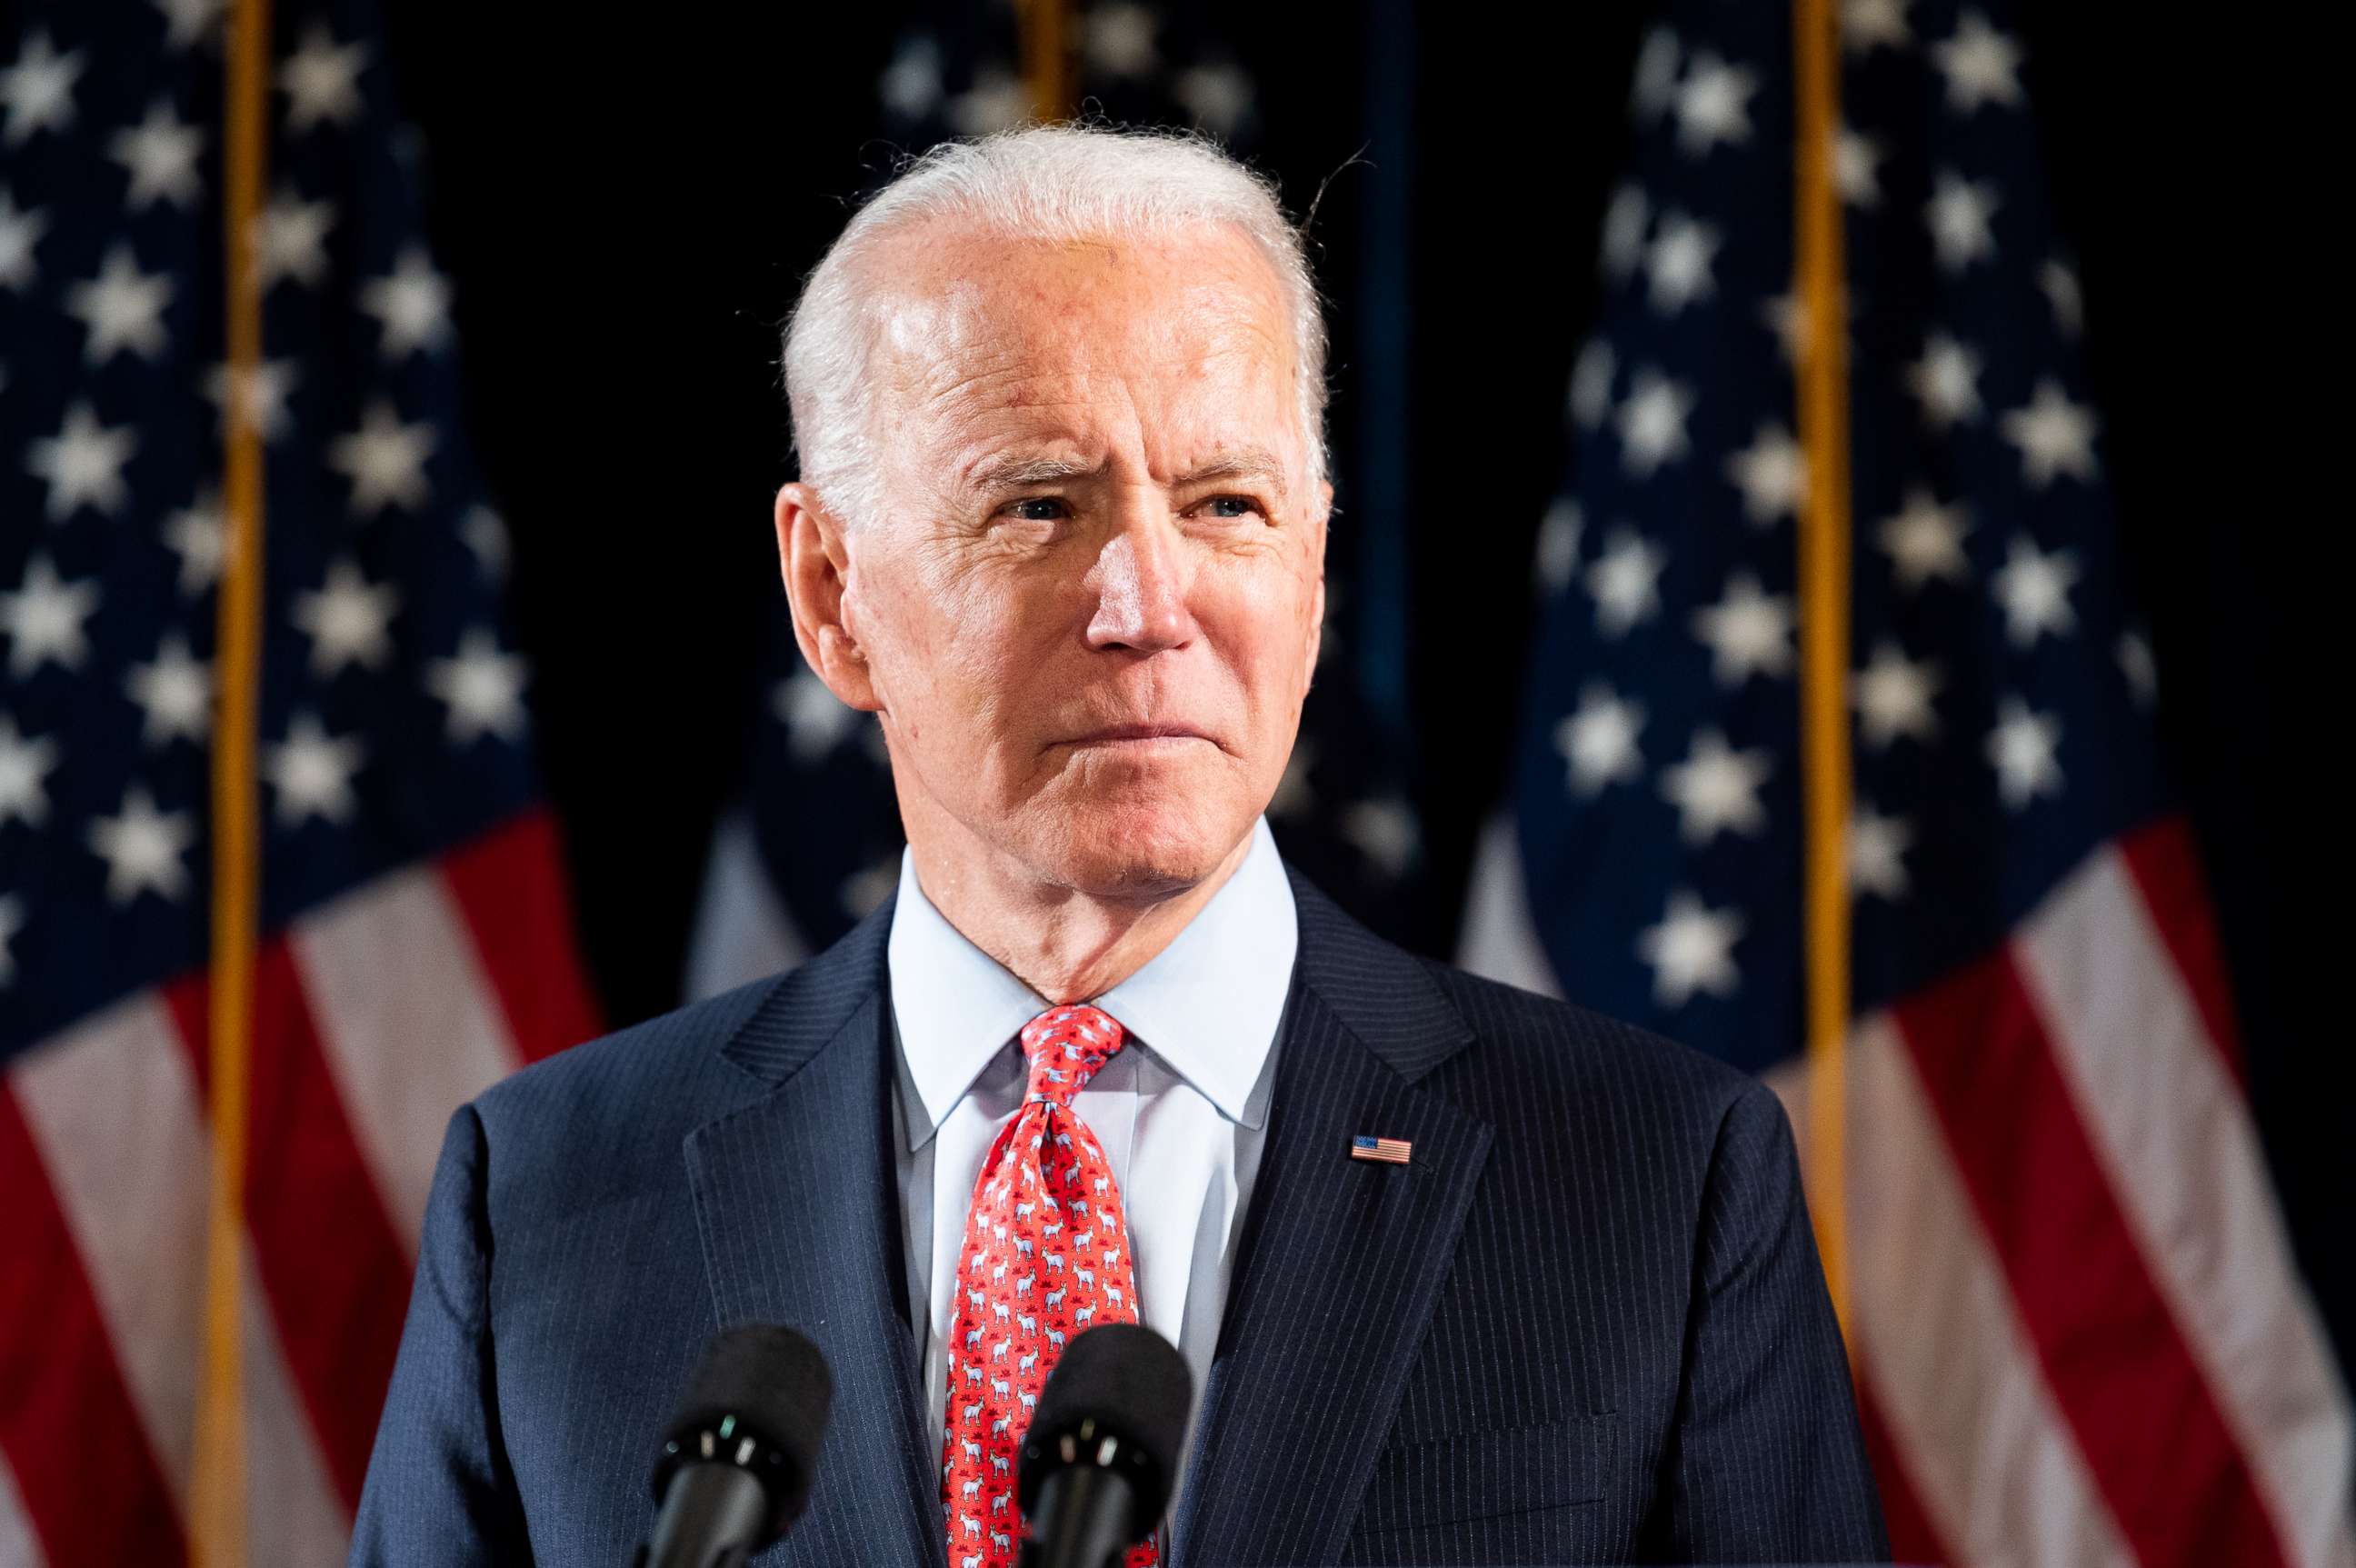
[902,803,1256,1004]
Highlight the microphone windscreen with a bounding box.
[664,1323,834,1522]
[1032,1323,1192,1511]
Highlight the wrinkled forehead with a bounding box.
[862,223,1303,472]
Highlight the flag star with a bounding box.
[2119,631,2158,707]
[110,99,205,210]
[1554,684,1646,796]
[328,400,435,516]
[1,556,101,676]
[1568,341,1616,430]
[1724,422,1807,524]
[774,667,861,764]
[1637,891,1744,1008]
[1599,184,1650,281]
[877,35,943,120]
[278,25,368,133]
[25,400,138,519]
[0,715,61,827]
[1853,641,1941,746]
[125,633,211,747]
[461,504,509,582]
[1987,696,2062,808]
[1173,62,1254,137]
[360,245,453,358]
[1341,795,1420,879]
[427,629,528,744]
[1849,804,1912,899]
[1672,52,1756,155]
[293,559,399,674]
[65,246,175,365]
[2000,379,2100,486]
[1615,368,1694,478]
[164,489,228,594]
[1534,498,1582,594]
[1585,527,1668,637]
[265,713,365,825]
[1834,125,1882,207]
[841,855,899,920]
[251,188,336,290]
[1991,535,2080,646]
[0,894,23,987]
[1877,487,1972,590]
[1926,172,2000,272]
[1270,739,1316,817]
[1083,4,1159,77]
[0,31,84,146]
[2041,259,2083,335]
[1643,213,1720,314]
[155,0,228,50]
[0,186,49,290]
[1932,11,2024,113]
[88,785,195,904]
[1660,729,1772,844]
[1691,572,1794,684]
[1905,331,1983,428]
[1843,0,1912,53]
[205,357,298,443]
[949,67,1030,136]
[1629,25,1681,121]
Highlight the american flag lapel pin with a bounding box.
[1351,1134,1412,1165]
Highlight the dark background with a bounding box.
[376,5,2337,1362]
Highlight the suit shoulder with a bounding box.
[1418,957,1762,1123]
[472,972,785,1135]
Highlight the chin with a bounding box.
[1033,791,1249,902]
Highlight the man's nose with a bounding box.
[1083,512,1193,654]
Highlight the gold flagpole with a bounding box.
[1017,0,1075,121]
[1792,0,1853,1340]
[192,0,272,1558]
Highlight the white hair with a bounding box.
[781,123,1329,528]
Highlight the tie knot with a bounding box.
[1018,1004,1126,1107]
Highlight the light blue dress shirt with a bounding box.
[886,814,1298,1529]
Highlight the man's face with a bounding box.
[824,224,1326,901]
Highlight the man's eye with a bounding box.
[1197,494,1265,520]
[1003,497,1072,522]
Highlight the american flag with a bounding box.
[1463,0,2356,1563]
[1348,1134,1410,1165]
[0,0,596,1560]
[686,1,1423,996]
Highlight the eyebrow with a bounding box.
[963,448,1290,494]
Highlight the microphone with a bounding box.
[637,1323,833,1568]
[1015,1323,1193,1568]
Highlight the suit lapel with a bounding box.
[1171,875,1494,1567]
[683,909,946,1568]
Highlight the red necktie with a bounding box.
[940,1004,1155,1568]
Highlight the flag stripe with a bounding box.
[1845,1012,2135,1568]
[165,952,411,1514]
[11,997,208,1494]
[293,859,524,1251]
[0,1453,47,1568]
[1850,1362,1955,1568]
[231,1242,355,1567]
[1895,944,2291,1568]
[2019,837,2356,1568]
[0,1078,186,1565]
[439,809,600,1064]
[2116,816,2245,1074]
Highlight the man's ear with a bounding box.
[1300,479,1333,688]
[775,481,882,712]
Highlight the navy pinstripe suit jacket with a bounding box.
[352,867,1888,1565]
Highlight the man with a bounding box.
[354,125,1886,1565]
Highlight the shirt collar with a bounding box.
[886,816,1297,1149]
